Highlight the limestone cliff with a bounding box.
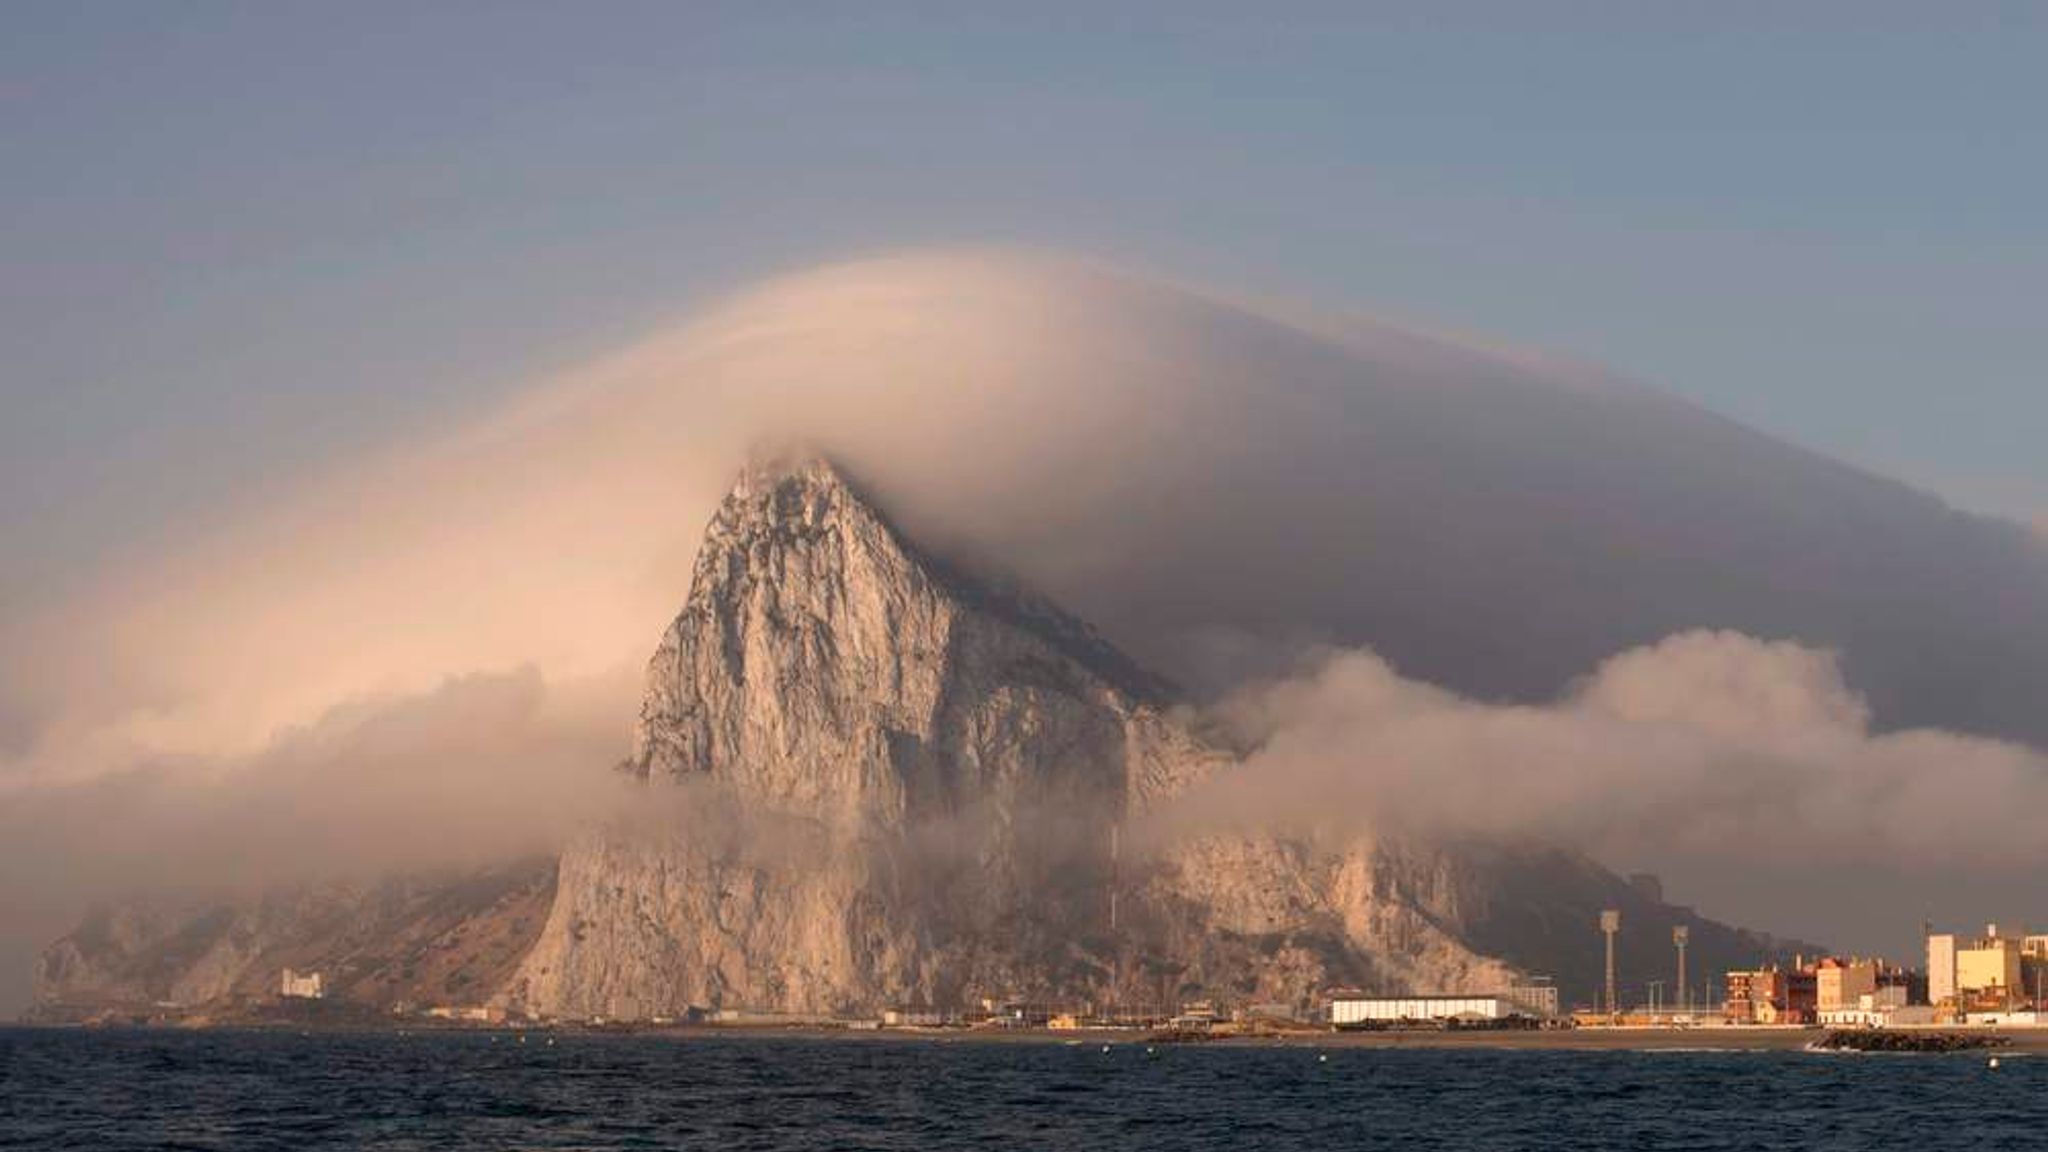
[507,457,1524,1019]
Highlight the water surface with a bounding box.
[3,1028,2039,1150]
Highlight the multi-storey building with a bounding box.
[1723,965,1818,1025]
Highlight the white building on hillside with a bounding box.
[280,968,324,1000]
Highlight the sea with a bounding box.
[3,1028,2044,1150]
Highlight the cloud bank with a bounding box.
[1163,630,2047,870]
[8,250,2046,791]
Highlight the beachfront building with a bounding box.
[1723,966,1817,1025]
[1728,956,1922,1025]
[1930,924,2032,1012]
[1959,932,2023,996]
[1815,958,1879,1011]
[1929,934,1957,1005]
[1328,994,1523,1026]
[1817,986,1937,1028]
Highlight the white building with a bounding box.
[1329,995,1521,1026]
[1817,987,1934,1028]
[424,1005,499,1022]
[280,968,324,1000]
[1928,934,1957,1005]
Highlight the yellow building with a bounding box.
[1957,938,2023,992]
[1930,925,2030,1006]
[1815,958,1879,1011]
[1958,938,2023,995]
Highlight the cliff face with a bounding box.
[506,457,1519,1019]
[624,454,1187,819]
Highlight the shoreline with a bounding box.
[18,1020,2048,1052]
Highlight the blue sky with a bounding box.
[5,3,2045,603]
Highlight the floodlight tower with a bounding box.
[1601,909,1622,1017]
[1109,823,1120,933]
[1109,822,1121,1019]
[1673,925,1691,1016]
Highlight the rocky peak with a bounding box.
[624,451,1174,822]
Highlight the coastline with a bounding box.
[18,1019,2048,1053]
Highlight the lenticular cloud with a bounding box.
[9,250,2046,796]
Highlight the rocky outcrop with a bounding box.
[508,456,1529,1019]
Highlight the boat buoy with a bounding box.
[1318,1054,1328,1063]
[1990,1057,2002,1069]
[1102,1044,1112,1053]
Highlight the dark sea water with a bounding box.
[4,1029,2045,1150]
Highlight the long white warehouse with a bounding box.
[1328,995,1520,1026]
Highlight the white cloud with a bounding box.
[1162,630,2048,872]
